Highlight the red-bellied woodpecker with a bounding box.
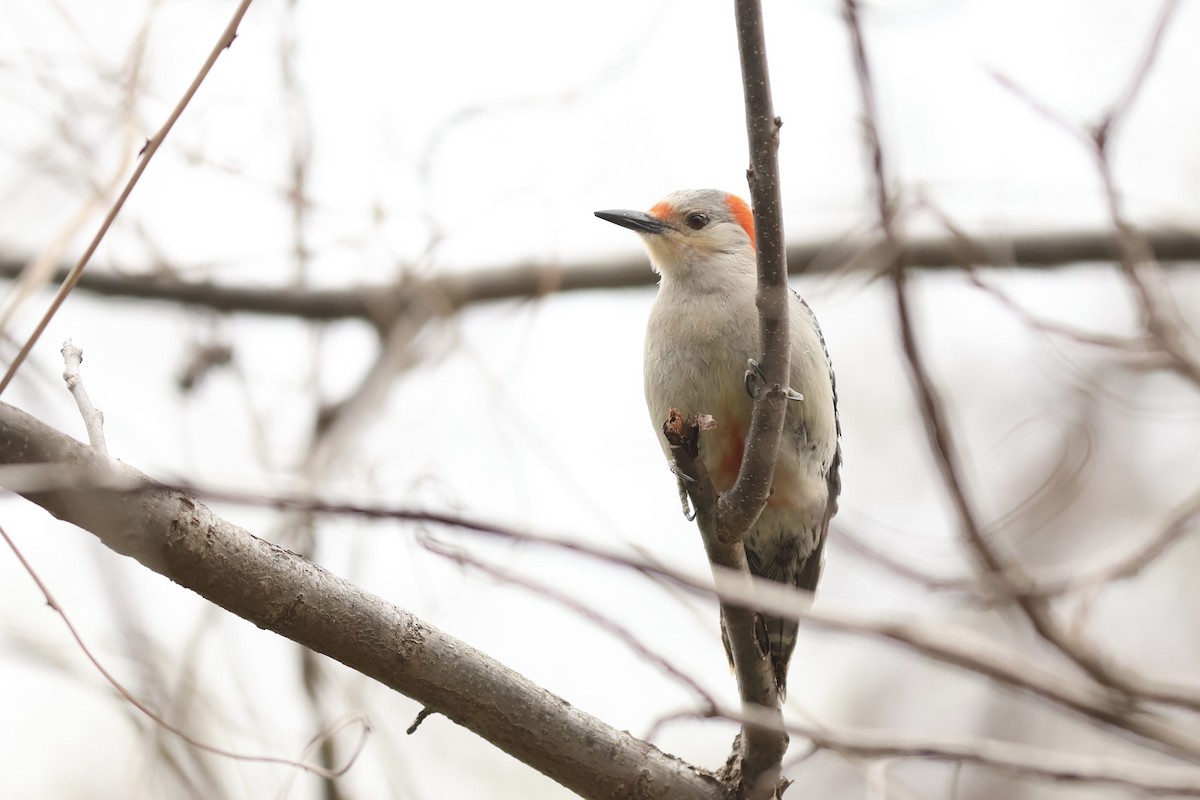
[596,189,841,694]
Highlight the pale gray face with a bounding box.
[595,189,757,272]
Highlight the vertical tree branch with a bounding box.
[664,2,796,793]
[663,414,785,799]
[711,0,795,796]
[721,0,792,540]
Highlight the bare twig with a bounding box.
[1098,86,1200,391]
[990,0,1200,392]
[60,340,106,453]
[832,523,978,597]
[1034,486,1200,599]
[1093,132,1200,391]
[279,0,313,286]
[0,0,256,395]
[0,8,155,337]
[1093,0,1182,147]
[845,0,998,592]
[988,70,1088,146]
[835,480,1200,615]
[912,197,1155,354]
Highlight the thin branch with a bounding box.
[843,0,1137,696]
[0,522,370,778]
[989,0,1200,392]
[661,704,1200,795]
[1094,0,1182,147]
[0,0,256,395]
[832,523,979,597]
[792,721,1200,796]
[1032,485,1200,599]
[914,197,1156,354]
[60,340,106,453]
[1093,132,1200,391]
[417,534,719,710]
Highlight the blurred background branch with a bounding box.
[1,227,1198,323]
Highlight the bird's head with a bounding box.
[595,189,756,281]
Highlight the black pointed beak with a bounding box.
[594,209,670,236]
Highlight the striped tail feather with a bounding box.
[722,533,826,697]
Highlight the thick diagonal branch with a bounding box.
[0,402,724,800]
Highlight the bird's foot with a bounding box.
[744,358,804,401]
[673,468,697,521]
[670,461,695,484]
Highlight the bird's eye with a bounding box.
[685,212,709,230]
